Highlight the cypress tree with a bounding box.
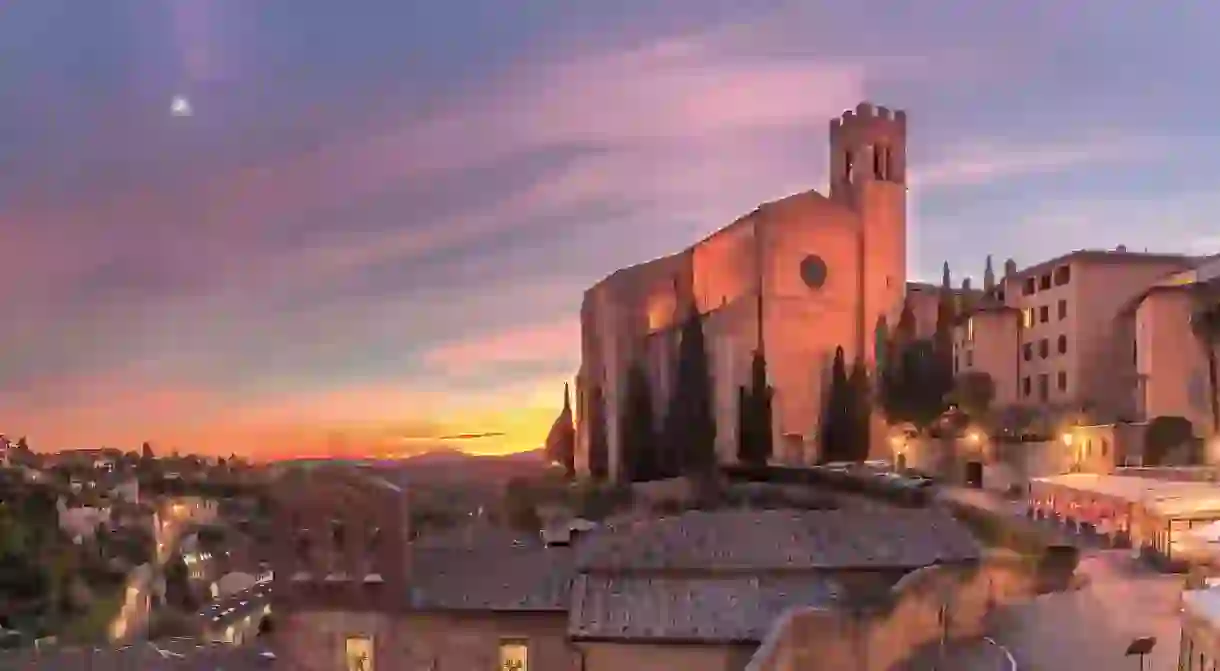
[848,356,872,462]
[736,385,751,464]
[662,309,717,476]
[587,385,610,480]
[819,347,850,463]
[619,363,658,482]
[544,384,576,478]
[741,349,774,466]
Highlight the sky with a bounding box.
[3,1,1220,460]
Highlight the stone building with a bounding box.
[269,463,984,671]
[953,249,1220,438]
[577,102,909,475]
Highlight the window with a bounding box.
[1054,265,1071,286]
[345,636,375,671]
[966,350,974,367]
[1022,308,1034,328]
[1037,374,1049,401]
[1101,439,1108,456]
[1023,343,1033,361]
[499,639,529,671]
[996,289,1005,302]
[1039,274,1052,291]
[1057,335,1067,355]
[1057,299,1068,320]
[1039,305,1050,323]
[332,519,346,548]
[1022,376,1031,397]
[953,356,959,374]
[966,317,975,342]
[1057,371,1067,391]
[1038,339,1049,359]
[1023,277,1036,295]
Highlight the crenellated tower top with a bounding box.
[829,101,908,201]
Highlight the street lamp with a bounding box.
[1124,636,1155,671]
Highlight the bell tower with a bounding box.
[829,102,908,200]
[828,102,909,366]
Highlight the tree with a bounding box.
[661,310,717,476]
[737,350,774,467]
[1144,415,1198,466]
[544,384,576,479]
[14,437,29,452]
[1192,300,1220,435]
[586,385,610,481]
[819,347,851,463]
[140,442,155,461]
[619,363,657,482]
[950,371,996,420]
[847,355,872,462]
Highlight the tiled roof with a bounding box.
[0,640,275,670]
[568,574,841,643]
[409,541,574,611]
[575,509,981,572]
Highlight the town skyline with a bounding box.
[4,0,1220,459]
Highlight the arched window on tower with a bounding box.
[844,150,855,183]
[872,144,888,181]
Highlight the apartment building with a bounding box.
[1123,255,1220,437]
[954,247,1200,426]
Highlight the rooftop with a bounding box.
[1006,248,1199,282]
[574,509,981,572]
[569,573,842,644]
[409,540,574,611]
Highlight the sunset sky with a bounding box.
[3,1,1219,460]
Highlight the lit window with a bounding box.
[345,636,374,671]
[499,639,529,671]
[966,317,975,342]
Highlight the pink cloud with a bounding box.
[913,135,1166,188]
[421,319,580,376]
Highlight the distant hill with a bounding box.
[386,448,550,485]
[273,448,551,488]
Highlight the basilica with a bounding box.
[576,102,910,474]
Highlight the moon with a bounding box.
[170,95,193,117]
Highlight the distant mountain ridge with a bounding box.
[386,447,549,484]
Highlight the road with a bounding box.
[991,548,1182,670]
[929,488,1184,670]
[895,636,1015,670]
[107,499,214,642]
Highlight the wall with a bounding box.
[1137,288,1214,432]
[1077,257,1194,420]
[1065,424,1124,473]
[580,641,756,671]
[746,552,1034,671]
[759,193,861,465]
[277,610,574,671]
[953,308,1021,407]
